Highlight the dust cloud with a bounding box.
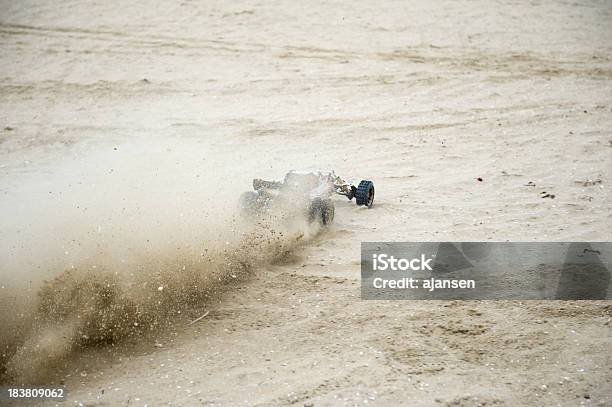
[0,139,319,384]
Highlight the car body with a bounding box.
[239,170,374,225]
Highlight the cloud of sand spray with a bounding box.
[4,214,317,384]
[0,141,323,384]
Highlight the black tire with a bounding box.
[355,180,375,207]
[309,198,335,225]
[239,191,260,217]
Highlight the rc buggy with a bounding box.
[239,171,374,226]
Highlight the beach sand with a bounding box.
[0,0,611,405]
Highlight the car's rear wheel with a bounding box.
[355,180,375,207]
[239,191,260,217]
[309,198,335,225]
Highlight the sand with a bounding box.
[0,0,611,405]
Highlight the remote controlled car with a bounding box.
[239,171,375,226]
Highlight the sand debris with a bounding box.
[188,311,210,325]
[574,179,602,187]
